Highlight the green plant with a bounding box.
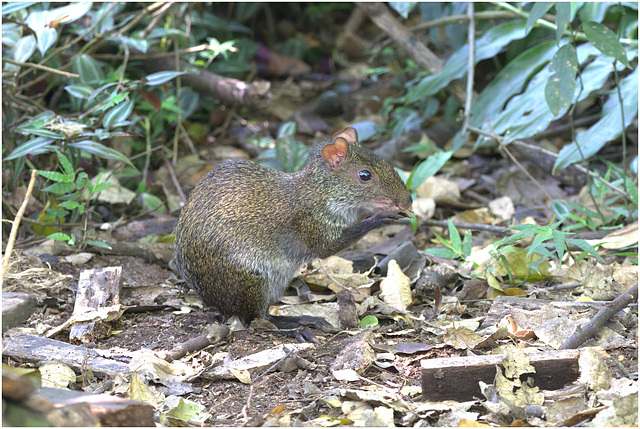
[35,150,112,248]
[487,221,603,284]
[426,220,472,260]
[255,121,309,172]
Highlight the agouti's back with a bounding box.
[174,127,412,323]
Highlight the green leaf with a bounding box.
[2,2,36,15]
[451,40,557,149]
[49,2,92,24]
[64,84,93,100]
[68,140,135,167]
[37,170,69,182]
[555,69,638,170]
[407,20,530,103]
[550,200,572,221]
[21,128,63,139]
[425,247,459,259]
[526,3,554,33]
[448,220,461,251]
[555,3,571,42]
[72,54,105,85]
[13,34,36,63]
[582,22,632,68]
[6,138,56,160]
[55,150,75,180]
[551,230,566,261]
[389,2,417,19]
[408,150,452,190]
[528,227,553,258]
[85,240,112,250]
[43,181,76,194]
[462,231,472,257]
[567,238,604,262]
[36,27,57,56]
[143,71,188,86]
[47,232,71,242]
[545,43,578,115]
[102,99,134,127]
[359,315,379,328]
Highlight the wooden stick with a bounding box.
[560,282,638,349]
[2,170,37,281]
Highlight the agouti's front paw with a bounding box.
[364,210,408,227]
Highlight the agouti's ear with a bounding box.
[321,137,349,169]
[332,127,359,146]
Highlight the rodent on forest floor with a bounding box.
[174,127,413,324]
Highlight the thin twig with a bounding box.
[3,58,79,78]
[466,126,627,197]
[163,156,187,203]
[2,170,38,281]
[410,10,521,33]
[462,2,475,134]
[422,219,510,234]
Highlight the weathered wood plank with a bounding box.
[2,333,129,378]
[421,349,581,402]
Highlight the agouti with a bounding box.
[174,127,412,324]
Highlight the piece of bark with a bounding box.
[421,349,581,402]
[2,333,129,379]
[560,282,638,350]
[357,2,466,103]
[99,242,174,265]
[136,49,271,109]
[2,292,37,332]
[70,267,122,343]
[35,387,155,427]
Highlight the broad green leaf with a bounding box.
[555,69,638,170]
[64,84,93,100]
[103,99,134,127]
[578,2,612,24]
[67,140,135,167]
[143,71,188,86]
[36,27,57,56]
[2,23,21,47]
[85,240,112,250]
[407,20,530,103]
[528,228,553,258]
[55,150,75,180]
[452,40,557,149]
[21,128,63,139]
[47,232,71,242]
[2,2,36,15]
[550,200,572,221]
[13,34,36,63]
[526,3,554,33]
[106,35,148,53]
[389,2,417,19]
[57,200,80,210]
[555,2,571,42]
[37,170,69,182]
[545,44,578,115]
[582,22,632,68]
[49,2,92,24]
[72,54,105,85]
[5,137,56,160]
[359,315,379,328]
[43,181,76,194]
[408,150,452,190]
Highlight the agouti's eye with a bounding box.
[358,169,373,182]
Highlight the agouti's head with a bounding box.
[316,127,413,218]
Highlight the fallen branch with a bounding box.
[560,282,638,349]
[357,2,466,103]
